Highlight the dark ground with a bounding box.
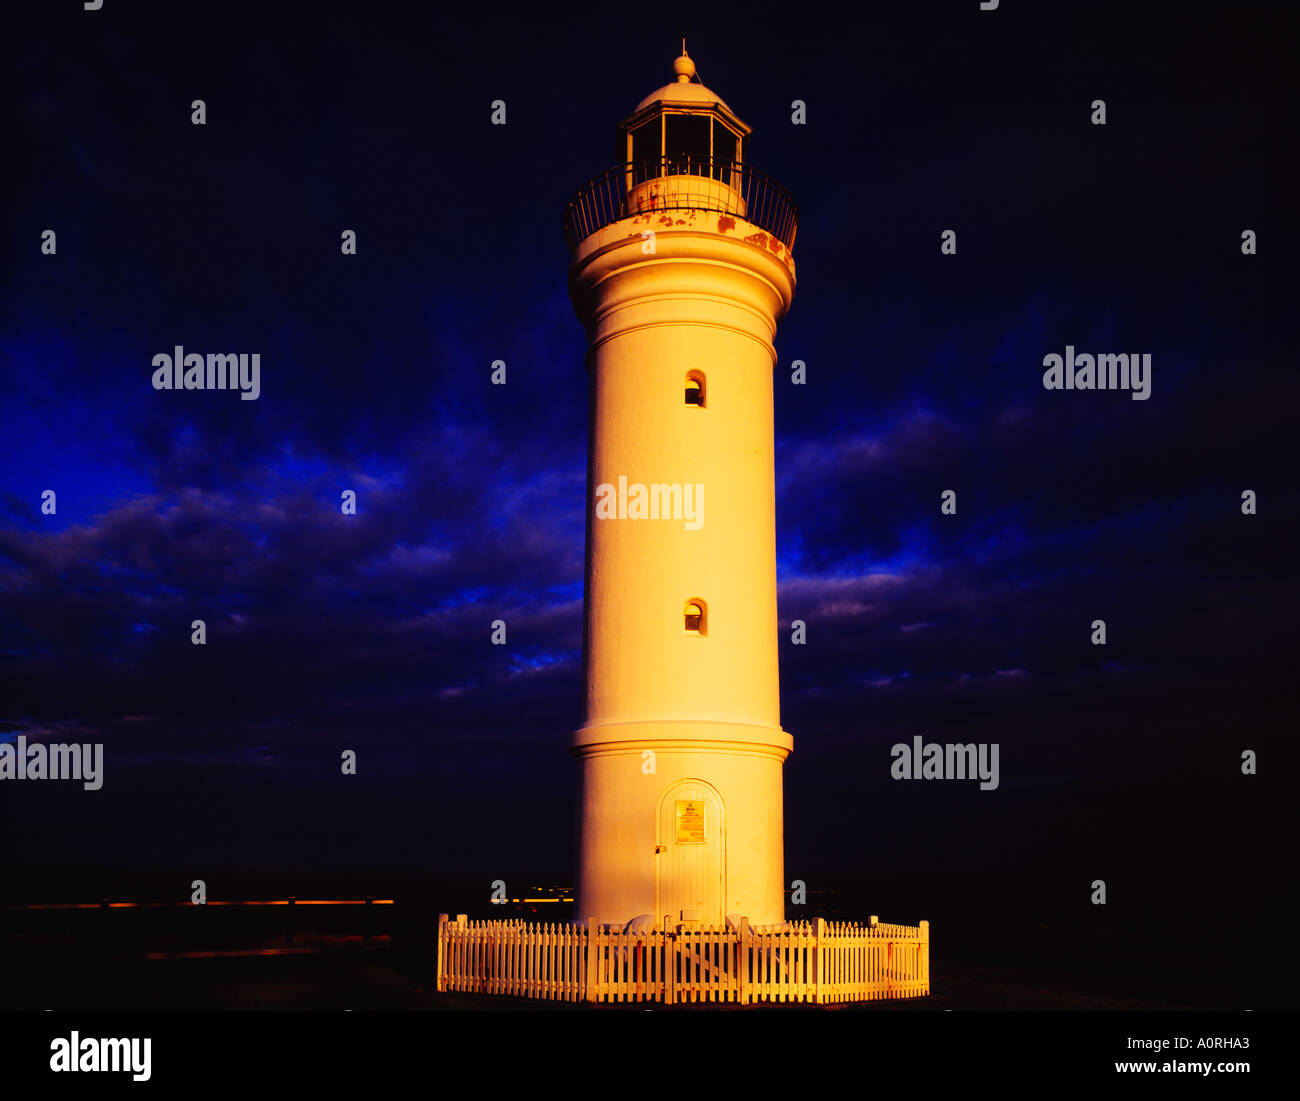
[1,943,1237,1011]
[0,894,1270,1011]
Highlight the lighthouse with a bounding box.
[564,49,798,931]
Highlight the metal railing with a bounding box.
[563,158,798,251]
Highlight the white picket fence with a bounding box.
[436,914,929,1004]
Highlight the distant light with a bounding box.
[3,898,395,910]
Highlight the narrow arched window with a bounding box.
[684,600,706,635]
[685,371,705,407]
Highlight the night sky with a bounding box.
[2,0,1294,951]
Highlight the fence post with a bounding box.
[585,918,598,1003]
[920,919,929,994]
[665,927,676,1006]
[435,913,448,992]
[460,915,475,998]
[814,917,825,1005]
[738,918,750,1005]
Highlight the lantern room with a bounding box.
[619,48,751,186]
[562,46,797,253]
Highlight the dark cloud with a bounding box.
[0,2,1291,920]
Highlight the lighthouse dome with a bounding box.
[633,74,736,116]
[630,49,745,126]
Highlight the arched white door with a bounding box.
[657,780,724,928]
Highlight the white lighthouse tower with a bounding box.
[564,49,798,931]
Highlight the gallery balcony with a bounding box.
[563,157,798,252]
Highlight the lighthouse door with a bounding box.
[657,781,724,929]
